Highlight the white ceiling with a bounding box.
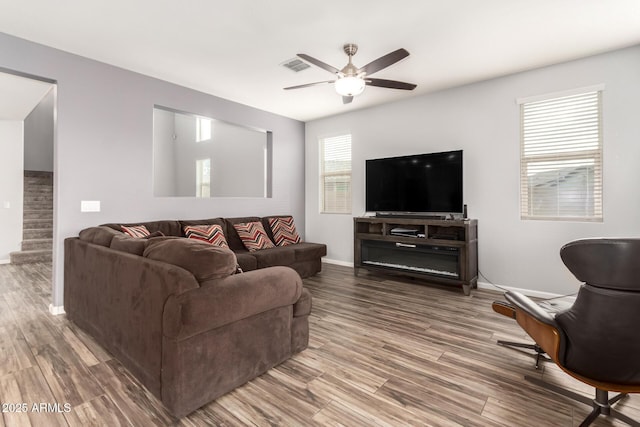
[0,72,52,120]
[1,0,640,121]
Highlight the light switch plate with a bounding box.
[81,200,101,212]
[2,201,9,209]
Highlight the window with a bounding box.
[196,158,211,197]
[320,134,352,213]
[196,117,212,142]
[519,89,602,221]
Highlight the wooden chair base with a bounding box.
[525,375,639,427]
[497,340,549,369]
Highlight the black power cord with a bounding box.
[479,269,577,302]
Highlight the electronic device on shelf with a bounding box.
[390,227,418,237]
[365,150,463,218]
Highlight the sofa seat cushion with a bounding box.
[250,246,296,269]
[144,239,237,283]
[293,242,328,263]
[234,251,258,272]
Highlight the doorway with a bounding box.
[0,68,56,306]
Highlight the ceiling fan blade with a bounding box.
[297,54,341,75]
[358,48,410,76]
[284,80,335,90]
[366,78,417,90]
[342,96,353,104]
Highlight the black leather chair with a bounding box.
[496,238,640,427]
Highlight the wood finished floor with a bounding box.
[0,262,638,426]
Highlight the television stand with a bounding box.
[354,216,478,295]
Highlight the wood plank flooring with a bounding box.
[0,262,638,426]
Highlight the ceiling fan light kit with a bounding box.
[284,43,416,104]
[335,76,366,96]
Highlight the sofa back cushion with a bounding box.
[78,226,122,247]
[110,235,179,256]
[110,234,148,255]
[143,238,237,283]
[102,220,182,237]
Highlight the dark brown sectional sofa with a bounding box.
[63,215,325,417]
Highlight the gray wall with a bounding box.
[0,121,23,262]
[24,87,54,172]
[305,45,640,296]
[152,108,177,196]
[0,32,305,308]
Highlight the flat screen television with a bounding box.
[366,150,463,216]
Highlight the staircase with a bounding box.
[10,171,53,264]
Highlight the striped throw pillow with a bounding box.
[233,222,275,252]
[121,225,151,238]
[268,216,301,246]
[184,224,228,248]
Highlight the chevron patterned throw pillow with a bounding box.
[184,224,229,248]
[121,224,151,238]
[233,222,275,252]
[268,216,301,246]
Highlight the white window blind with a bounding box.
[520,90,602,221]
[320,134,352,213]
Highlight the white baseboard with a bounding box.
[323,258,354,268]
[477,281,564,299]
[0,259,10,265]
[49,304,65,316]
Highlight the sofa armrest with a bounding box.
[163,266,303,340]
[294,288,312,317]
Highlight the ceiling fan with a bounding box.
[284,43,417,104]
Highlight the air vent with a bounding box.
[281,58,310,72]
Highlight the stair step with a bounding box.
[21,238,53,251]
[24,195,53,202]
[23,219,53,230]
[10,249,52,264]
[25,188,53,195]
[23,228,53,239]
[24,180,53,187]
[24,171,53,178]
[24,210,53,220]
[23,204,53,211]
[22,172,54,245]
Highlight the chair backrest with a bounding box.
[561,238,640,291]
[556,238,640,385]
